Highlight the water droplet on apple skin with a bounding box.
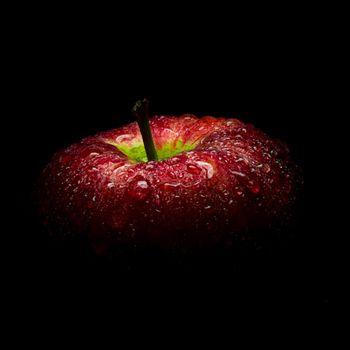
[196,161,214,179]
[187,164,202,175]
[127,177,150,201]
[154,194,161,206]
[160,182,181,191]
[263,164,271,173]
[248,181,261,194]
[168,171,176,179]
[115,134,134,143]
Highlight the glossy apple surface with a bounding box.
[37,115,301,253]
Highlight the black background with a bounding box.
[11,9,337,312]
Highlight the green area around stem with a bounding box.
[110,139,197,162]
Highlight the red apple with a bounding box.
[37,103,301,255]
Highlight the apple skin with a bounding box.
[37,115,302,254]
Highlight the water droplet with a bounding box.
[92,195,96,202]
[262,164,271,173]
[196,161,214,179]
[155,194,161,205]
[236,157,248,164]
[145,164,155,170]
[249,182,260,194]
[127,177,150,200]
[187,164,202,175]
[162,182,181,190]
[169,171,176,179]
[204,205,211,210]
[115,134,133,143]
[162,127,179,138]
[113,164,130,174]
[137,180,148,189]
[231,171,246,177]
[89,152,99,157]
[107,182,115,189]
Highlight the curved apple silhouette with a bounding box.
[37,102,301,255]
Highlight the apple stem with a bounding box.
[132,98,158,161]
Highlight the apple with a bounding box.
[37,100,302,255]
